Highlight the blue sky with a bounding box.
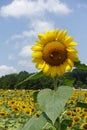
[0,0,87,77]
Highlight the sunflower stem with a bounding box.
[53,76,58,91]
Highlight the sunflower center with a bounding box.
[83,124,87,129]
[42,41,67,66]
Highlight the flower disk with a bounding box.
[31,29,79,77]
[42,41,67,66]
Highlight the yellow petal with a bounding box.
[32,58,42,63]
[57,64,65,76]
[31,46,43,51]
[68,52,79,62]
[36,61,45,69]
[50,66,57,77]
[43,66,51,76]
[66,65,72,71]
[67,47,78,53]
[67,59,74,67]
[45,30,56,42]
[35,40,42,45]
[64,36,73,44]
[60,64,66,74]
[54,29,59,36]
[38,34,46,42]
[32,52,42,58]
[65,41,78,47]
[56,67,61,76]
[43,64,50,74]
[69,42,78,46]
[57,30,67,41]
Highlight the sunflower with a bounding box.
[67,99,75,104]
[12,105,20,113]
[0,100,4,105]
[75,107,81,113]
[24,108,33,116]
[73,116,81,124]
[0,110,9,117]
[35,111,42,118]
[80,123,87,130]
[66,110,72,117]
[84,114,87,122]
[31,29,79,77]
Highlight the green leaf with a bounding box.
[42,122,56,130]
[32,91,39,103]
[20,113,47,130]
[28,71,43,80]
[37,86,73,124]
[76,102,87,108]
[15,71,43,87]
[74,61,87,70]
[61,119,72,130]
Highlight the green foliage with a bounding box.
[0,73,17,89]
[71,69,87,89]
[0,71,53,90]
[15,71,43,88]
[63,77,74,86]
[82,84,87,89]
[17,71,29,82]
[60,119,72,130]
[20,113,47,130]
[74,61,87,70]
[37,86,73,124]
[76,102,87,108]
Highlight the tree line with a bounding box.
[0,69,87,90]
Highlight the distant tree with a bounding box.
[15,71,30,89]
[72,68,87,88]
[82,84,87,89]
[0,68,87,90]
[0,74,17,89]
[17,71,29,82]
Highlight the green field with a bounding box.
[0,89,87,130]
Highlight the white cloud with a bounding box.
[11,20,54,40]
[11,34,23,40]
[19,45,32,57]
[8,54,15,60]
[18,60,32,68]
[44,0,72,14]
[31,20,54,33]
[22,30,37,37]
[0,0,72,18]
[18,60,37,72]
[0,65,17,77]
[11,30,37,40]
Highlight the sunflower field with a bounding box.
[0,89,39,130]
[0,89,87,130]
